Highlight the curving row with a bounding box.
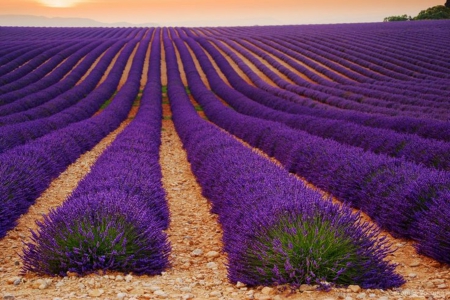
[192,36,450,143]
[0,36,136,153]
[164,30,404,288]
[0,30,146,239]
[22,29,171,276]
[182,36,450,171]
[214,37,449,120]
[172,30,450,265]
[0,40,102,102]
[0,40,112,111]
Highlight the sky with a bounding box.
[0,0,445,26]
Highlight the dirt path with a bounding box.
[0,31,449,300]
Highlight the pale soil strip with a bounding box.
[180,43,450,299]
[75,44,118,87]
[118,38,143,90]
[140,29,153,89]
[158,118,234,299]
[218,39,297,86]
[240,39,317,84]
[183,40,212,90]
[245,38,354,83]
[0,104,139,297]
[184,40,230,89]
[209,40,277,88]
[297,37,395,80]
[234,135,450,298]
[59,53,88,82]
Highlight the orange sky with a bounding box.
[0,0,445,26]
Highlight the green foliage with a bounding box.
[414,5,450,20]
[246,217,362,285]
[384,14,411,22]
[384,5,450,21]
[100,99,112,110]
[161,85,167,93]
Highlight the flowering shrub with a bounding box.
[164,30,404,288]
[22,191,170,276]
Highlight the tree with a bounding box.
[446,0,450,8]
[383,14,411,22]
[414,5,450,20]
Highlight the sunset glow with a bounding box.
[0,0,446,26]
[37,0,88,8]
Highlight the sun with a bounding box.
[37,0,88,8]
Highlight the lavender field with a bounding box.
[0,21,450,297]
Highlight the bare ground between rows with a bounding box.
[0,41,449,300]
[0,110,449,299]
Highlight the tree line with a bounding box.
[384,2,450,22]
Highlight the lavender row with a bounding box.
[0,43,103,107]
[355,77,450,96]
[174,33,450,265]
[262,37,450,104]
[183,37,450,170]
[195,37,450,143]
[0,27,139,41]
[0,40,116,119]
[210,37,443,120]
[276,35,450,92]
[0,32,147,239]
[0,41,81,90]
[338,32,450,73]
[165,32,403,288]
[22,29,170,276]
[0,38,135,153]
[0,42,62,79]
[0,42,47,67]
[0,41,88,96]
[293,34,447,81]
[222,37,449,120]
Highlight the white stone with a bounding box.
[206,251,220,258]
[409,261,420,267]
[191,249,203,256]
[149,285,162,291]
[88,289,104,297]
[154,290,168,298]
[261,287,273,295]
[206,262,218,269]
[236,281,246,288]
[55,281,65,288]
[348,285,361,293]
[210,291,222,297]
[299,284,316,292]
[117,292,127,299]
[115,275,124,281]
[125,274,133,282]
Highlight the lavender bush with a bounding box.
[164,29,404,288]
[22,29,170,276]
[22,191,169,276]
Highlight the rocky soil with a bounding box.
[1,39,449,300]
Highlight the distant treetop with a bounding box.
[384,4,450,22]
